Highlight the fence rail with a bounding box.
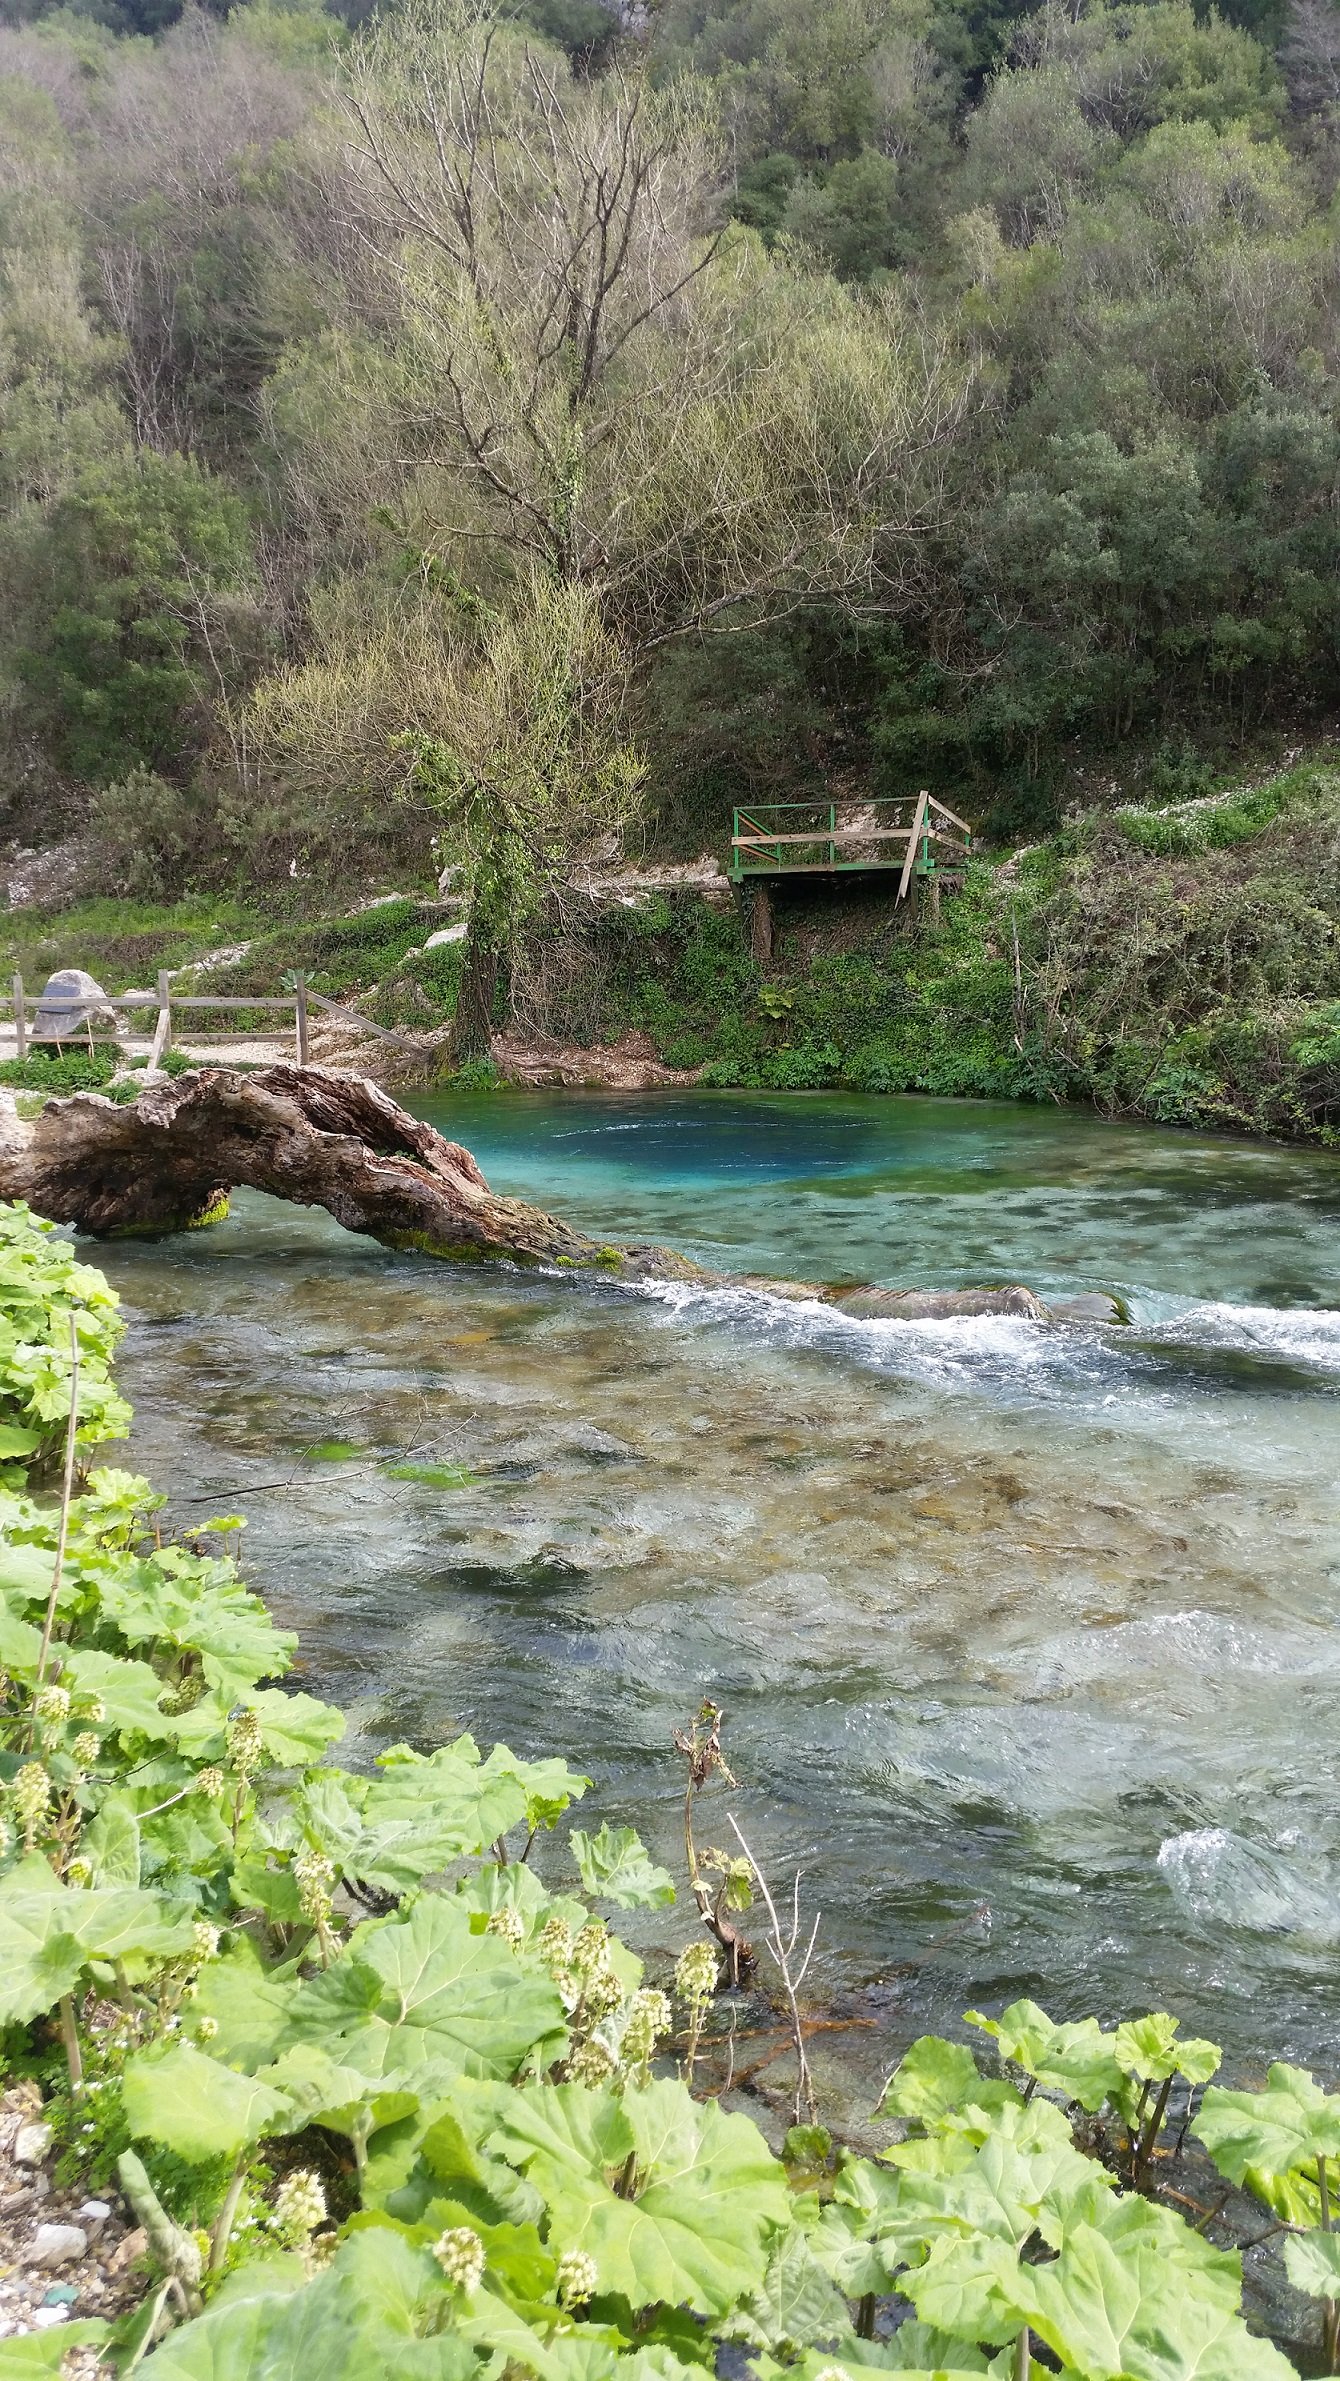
[0,972,427,1066]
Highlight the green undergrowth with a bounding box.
[0,1048,121,1093]
[498,757,1340,1141]
[0,1048,229,1102]
[2,1202,1340,2377]
[0,894,451,1026]
[3,757,1339,1142]
[0,899,262,996]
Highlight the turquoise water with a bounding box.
[98,1092,1340,2082]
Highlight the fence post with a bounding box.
[12,973,25,1063]
[149,969,173,1068]
[295,973,310,1066]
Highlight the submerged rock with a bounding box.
[827,1284,1048,1321]
[1048,1290,1128,1324]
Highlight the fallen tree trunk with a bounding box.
[0,1066,1122,1322]
[0,1065,697,1277]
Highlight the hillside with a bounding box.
[3,0,1340,1036]
[5,755,1337,1141]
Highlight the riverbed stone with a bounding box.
[1048,1291,1128,1324]
[12,2122,51,2167]
[828,1283,1047,1321]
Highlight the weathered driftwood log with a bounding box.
[0,1066,1125,1322]
[0,1065,697,1277]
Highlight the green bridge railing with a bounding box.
[729,792,972,892]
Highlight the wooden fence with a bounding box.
[1,973,427,1067]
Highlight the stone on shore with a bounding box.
[29,969,120,1045]
[28,2223,88,2269]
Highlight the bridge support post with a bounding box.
[750,884,773,965]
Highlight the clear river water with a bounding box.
[96,1091,1340,2087]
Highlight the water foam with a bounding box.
[628,1275,1340,1407]
[1139,1302,1340,1372]
[1158,1827,1340,1940]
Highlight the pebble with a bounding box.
[76,2200,111,2236]
[109,2228,147,2273]
[31,2306,71,2328]
[28,2223,88,2269]
[12,2123,52,2167]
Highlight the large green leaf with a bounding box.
[740,2225,852,2348]
[280,1894,567,2079]
[1192,2066,1340,2184]
[0,1538,59,1598]
[0,1604,43,1668]
[62,1647,175,1742]
[569,1824,676,1910]
[879,2035,1022,2125]
[301,1762,496,1896]
[965,2002,1125,2113]
[364,1737,578,1862]
[1012,2222,1292,2381]
[81,1794,142,1887]
[247,1688,346,1767]
[0,2321,110,2373]
[123,2041,293,2164]
[488,2078,791,2317]
[1059,2190,1246,2298]
[876,2322,993,2373]
[139,2230,475,2379]
[1114,2014,1221,2088]
[0,1421,42,1457]
[259,2043,420,2141]
[455,2288,615,2381]
[875,2129,1105,2268]
[192,1942,303,2068]
[1283,2231,1340,2300]
[96,1553,296,1703]
[0,1855,195,2021]
[898,2233,1024,2345]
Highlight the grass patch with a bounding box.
[0,897,260,993]
[0,1049,119,1091]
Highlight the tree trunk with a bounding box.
[452,926,502,1064]
[0,1065,697,1275]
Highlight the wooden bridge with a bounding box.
[729,792,972,956]
[730,792,971,890]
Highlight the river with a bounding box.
[96,1090,1340,2086]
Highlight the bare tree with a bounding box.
[333,3,971,634]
